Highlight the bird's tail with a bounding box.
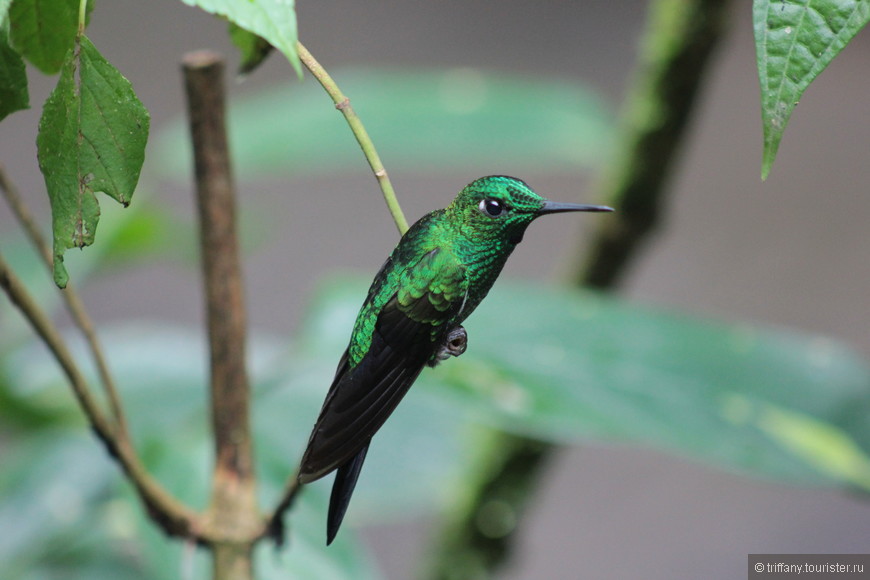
[326,442,370,545]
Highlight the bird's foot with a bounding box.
[428,325,467,367]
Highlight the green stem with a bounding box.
[77,0,87,35]
[424,0,734,577]
[296,42,409,235]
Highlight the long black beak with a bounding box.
[537,201,614,215]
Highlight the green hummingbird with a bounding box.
[298,175,612,544]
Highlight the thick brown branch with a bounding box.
[183,52,262,568]
[0,253,197,538]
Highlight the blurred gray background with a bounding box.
[1,1,868,578]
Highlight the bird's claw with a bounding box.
[428,325,468,367]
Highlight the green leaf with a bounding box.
[228,21,274,75]
[8,0,79,74]
[180,0,300,76]
[309,277,870,489]
[753,0,870,179]
[154,68,614,179]
[36,35,150,287]
[0,26,29,120]
[756,405,870,489]
[36,47,81,288]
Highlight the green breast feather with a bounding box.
[348,247,467,367]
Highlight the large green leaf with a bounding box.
[309,277,870,489]
[154,68,614,179]
[36,35,150,287]
[753,0,870,179]
[179,0,299,75]
[7,277,867,576]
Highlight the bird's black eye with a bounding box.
[479,198,506,218]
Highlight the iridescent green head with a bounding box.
[446,175,612,245]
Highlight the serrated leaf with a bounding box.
[754,0,870,179]
[180,0,299,76]
[77,37,149,205]
[8,0,79,74]
[228,21,274,75]
[36,35,150,288]
[0,26,29,120]
[37,49,82,288]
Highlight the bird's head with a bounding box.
[447,175,612,245]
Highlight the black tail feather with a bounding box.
[326,442,370,545]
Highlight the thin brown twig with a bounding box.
[264,472,303,546]
[0,165,128,433]
[0,251,198,538]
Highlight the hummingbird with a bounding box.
[297,175,612,544]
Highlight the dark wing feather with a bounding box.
[297,297,436,481]
[298,249,466,483]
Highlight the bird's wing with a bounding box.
[298,249,467,482]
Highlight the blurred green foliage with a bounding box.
[154,68,615,180]
[2,268,869,577]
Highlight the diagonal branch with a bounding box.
[0,252,198,538]
[264,472,303,546]
[296,41,409,235]
[0,165,127,432]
